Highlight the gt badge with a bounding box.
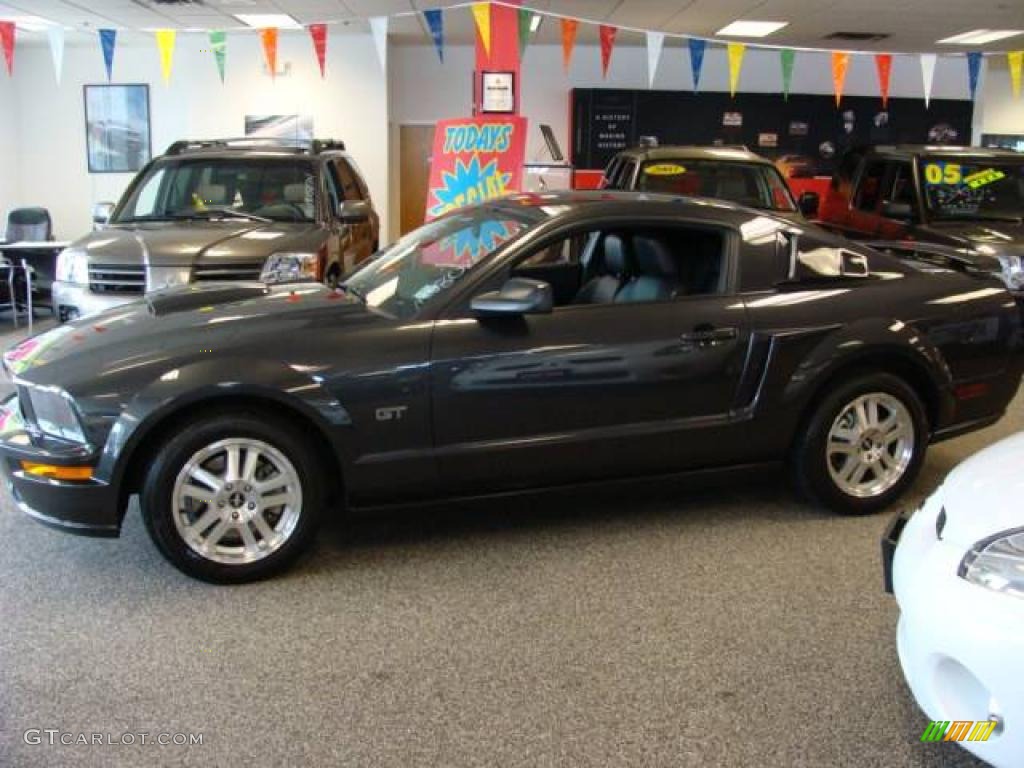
[375,406,408,422]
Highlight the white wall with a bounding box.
[0,71,20,229]
[974,57,1024,141]
[8,30,388,240]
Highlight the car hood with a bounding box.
[70,220,320,267]
[926,220,1024,254]
[938,431,1024,549]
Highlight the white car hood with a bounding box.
[941,431,1024,549]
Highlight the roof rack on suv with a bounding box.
[164,137,346,156]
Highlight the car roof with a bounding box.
[161,138,349,162]
[612,145,774,166]
[869,144,1023,160]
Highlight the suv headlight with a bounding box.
[260,252,320,285]
[959,527,1024,598]
[56,248,89,285]
[995,254,1024,291]
[26,385,86,443]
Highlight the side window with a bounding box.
[885,162,915,207]
[601,158,621,189]
[854,161,887,212]
[335,159,363,201]
[324,163,342,215]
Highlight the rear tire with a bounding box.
[791,372,928,515]
[141,411,324,583]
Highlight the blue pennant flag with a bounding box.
[688,38,706,92]
[424,9,444,62]
[99,29,116,81]
[967,52,982,100]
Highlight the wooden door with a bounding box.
[399,125,435,236]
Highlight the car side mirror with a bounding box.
[338,200,370,223]
[798,191,820,217]
[471,278,553,317]
[92,202,115,230]
[881,200,914,221]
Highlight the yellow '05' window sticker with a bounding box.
[963,168,1007,189]
[923,162,962,185]
[644,163,687,176]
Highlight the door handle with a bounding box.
[681,326,738,343]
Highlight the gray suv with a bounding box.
[54,138,380,321]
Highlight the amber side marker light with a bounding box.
[20,462,93,481]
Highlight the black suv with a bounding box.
[53,138,380,321]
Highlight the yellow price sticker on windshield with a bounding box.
[644,163,687,176]
[923,162,962,185]
[963,168,1006,189]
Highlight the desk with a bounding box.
[0,242,68,332]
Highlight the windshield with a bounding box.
[920,157,1024,221]
[114,157,316,223]
[636,159,797,212]
[342,208,532,320]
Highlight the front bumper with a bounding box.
[888,495,1024,768]
[0,396,119,537]
[52,280,134,322]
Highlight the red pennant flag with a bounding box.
[599,25,617,78]
[561,18,578,72]
[260,28,278,79]
[0,22,14,76]
[308,24,327,78]
[875,54,892,108]
[831,51,850,106]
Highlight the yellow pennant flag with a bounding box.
[727,42,746,97]
[155,29,175,84]
[1010,51,1023,98]
[471,3,491,58]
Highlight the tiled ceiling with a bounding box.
[0,0,1022,53]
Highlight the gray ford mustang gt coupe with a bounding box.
[1,191,1021,582]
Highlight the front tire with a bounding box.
[141,412,324,583]
[792,373,928,515]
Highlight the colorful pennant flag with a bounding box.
[831,52,850,106]
[472,3,491,58]
[424,9,444,62]
[48,27,64,84]
[99,29,116,81]
[646,31,664,88]
[260,28,278,79]
[208,31,226,83]
[155,29,175,85]
[874,53,892,108]
[561,18,578,72]
[967,52,982,101]
[370,17,388,72]
[920,53,937,107]
[688,38,706,92]
[1009,51,1022,98]
[308,23,327,77]
[517,9,534,60]
[780,49,795,100]
[727,43,746,97]
[599,25,617,78]
[0,22,12,77]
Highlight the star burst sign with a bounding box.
[428,156,512,219]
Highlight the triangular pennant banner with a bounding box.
[370,17,388,72]
[472,3,491,58]
[260,28,278,79]
[561,18,578,72]
[832,51,850,106]
[874,54,892,108]
[48,27,64,84]
[646,31,664,88]
[780,49,795,100]
[99,29,116,81]
[920,53,937,108]
[155,29,175,85]
[688,39,706,92]
[424,9,444,62]
[967,52,982,101]
[599,25,617,78]
[208,31,226,83]
[0,22,12,77]
[308,23,327,77]
[1009,51,1022,98]
[517,9,533,61]
[727,43,746,97]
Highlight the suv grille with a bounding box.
[89,264,146,295]
[193,262,264,282]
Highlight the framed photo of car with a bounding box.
[83,84,152,174]
[481,71,515,114]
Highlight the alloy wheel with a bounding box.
[826,392,915,499]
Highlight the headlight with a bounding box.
[260,252,320,285]
[995,254,1024,291]
[959,527,1024,598]
[26,386,86,443]
[55,248,89,285]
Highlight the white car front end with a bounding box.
[888,433,1024,767]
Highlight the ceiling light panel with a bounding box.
[716,20,789,38]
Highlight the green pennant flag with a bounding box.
[209,30,226,83]
[517,9,533,61]
[780,49,795,100]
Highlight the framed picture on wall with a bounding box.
[83,84,152,174]
[481,71,515,113]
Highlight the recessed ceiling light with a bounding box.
[233,13,301,29]
[937,29,1024,45]
[717,20,788,38]
[529,14,542,33]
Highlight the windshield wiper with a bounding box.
[172,207,272,223]
[338,283,365,302]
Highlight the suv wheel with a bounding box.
[792,373,927,515]
[141,412,323,583]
